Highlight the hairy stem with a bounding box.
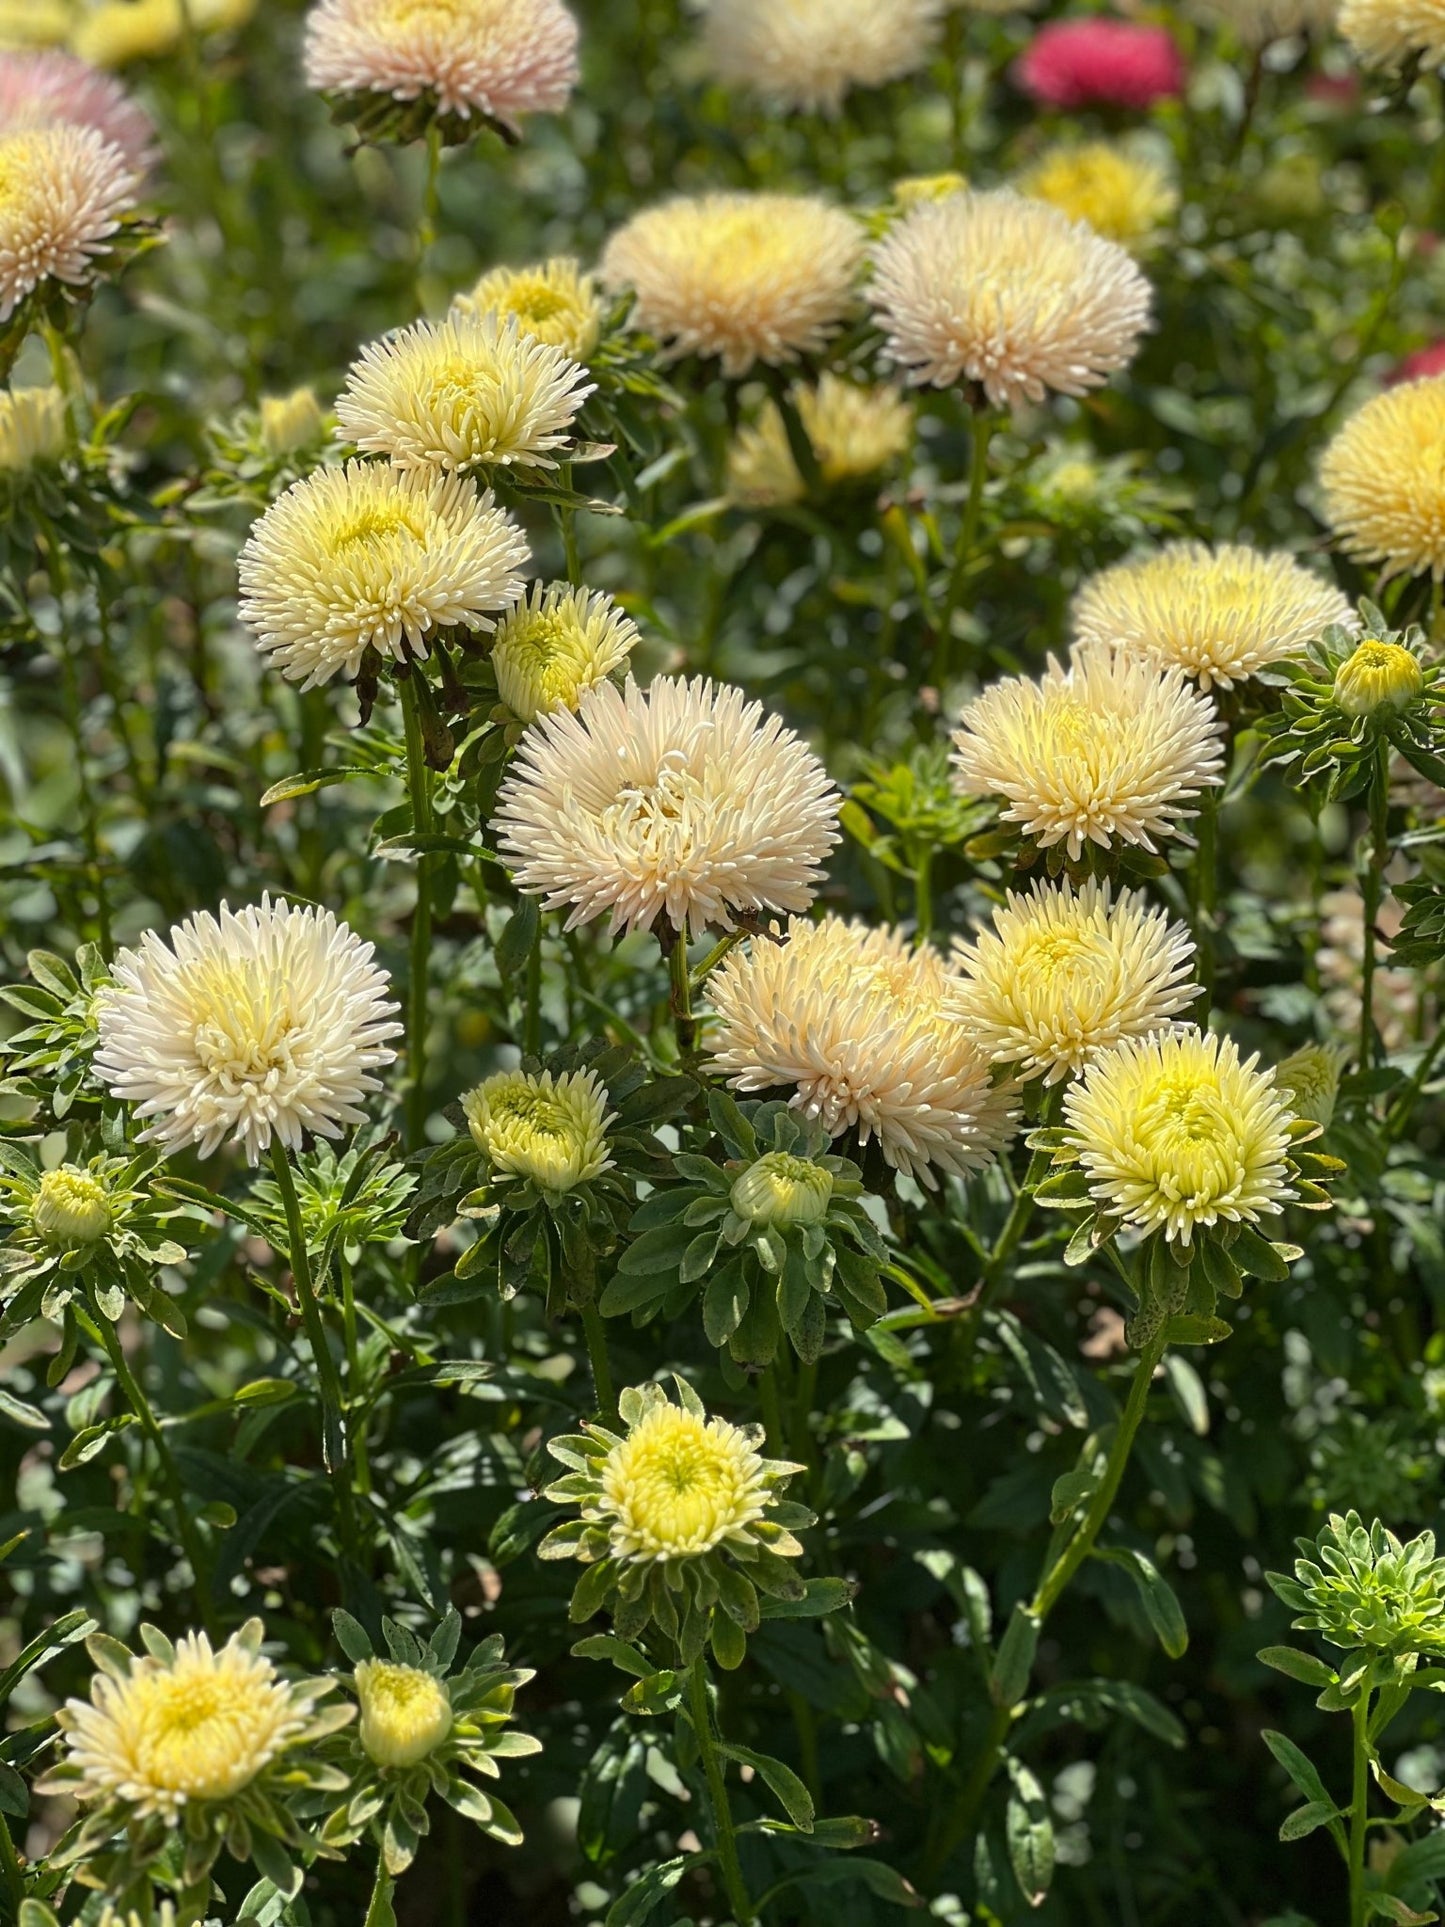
[400,675,435,1150]
[668,923,696,1054]
[580,1299,617,1427]
[688,1654,754,1926]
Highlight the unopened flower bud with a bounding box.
[730,1151,833,1228]
[31,1167,110,1247]
[355,1659,452,1768]
[1332,638,1424,717]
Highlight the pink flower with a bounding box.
[0,49,155,178]
[1305,72,1359,110]
[1390,341,1445,384]
[1014,17,1186,112]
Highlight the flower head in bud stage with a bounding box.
[950,645,1225,861]
[260,385,326,458]
[493,676,841,937]
[1320,377,1445,582]
[0,383,67,472]
[949,878,1197,1085]
[489,581,641,722]
[1338,0,1445,68]
[462,1065,614,1194]
[0,48,155,174]
[600,191,864,377]
[726,374,913,508]
[237,460,530,689]
[1018,141,1177,250]
[891,171,967,210]
[730,1151,833,1227]
[31,1164,110,1244]
[356,1660,452,1767]
[1333,636,1426,716]
[94,896,402,1164]
[0,121,137,321]
[1273,1041,1347,1130]
[867,188,1152,409]
[1268,1512,1445,1657]
[454,255,604,361]
[1072,542,1356,692]
[697,0,942,114]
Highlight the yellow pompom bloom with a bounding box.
[698,0,942,114]
[454,255,604,361]
[1338,0,1445,67]
[355,1659,453,1768]
[0,0,73,50]
[490,581,641,722]
[30,1165,111,1245]
[0,384,68,470]
[462,1065,613,1193]
[259,385,325,457]
[1320,378,1445,582]
[1059,1029,1296,1246]
[0,121,136,321]
[730,1151,834,1227]
[600,1392,779,1561]
[72,0,254,65]
[726,374,913,508]
[1333,636,1426,715]
[1072,541,1354,691]
[1018,141,1176,250]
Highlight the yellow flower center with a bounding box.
[730,1152,834,1226]
[507,282,570,324]
[1137,1072,1243,1200]
[1333,639,1424,717]
[463,1068,610,1192]
[188,962,300,1082]
[31,1167,111,1247]
[356,1660,453,1768]
[117,1658,294,1803]
[604,1404,761,1558]
[329,504,426,552]
[501,608,586,708]
[1015,926,1092,983]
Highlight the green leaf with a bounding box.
[1279,1799,1343,1842]
[571,1635,652,1679]
[1005,1759,1056,1908]
[756,1576,857,1621]
[604,1855,698,1927]
[990,1603,1040,1707]
[332,1609,374,1664]
[775,1858,923,1909]
[1262,1730,1348,1854]
[1364,1896,1438,1925]
[259,765,377,806]
[1258,1647,1336,1689]
[717,1741,814,1831]
[59,1412,138,1470]
[0,1388,49,1433]
[1096,1547,1188,1658]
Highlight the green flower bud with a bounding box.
[355,1659,453,1768]
[1332,638,1424,717]
[730,1152,833,1228]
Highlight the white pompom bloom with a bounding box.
[493,676,842,937]
[94,897,403,1164]
[707,915,1019,1187]
[0,48,156,175]
[0,122,137,322]
[698,0,943,113]
[1338,0,1445,68]
[237,460,530,690]
[302,0,580,133]
[867,188,1152,409]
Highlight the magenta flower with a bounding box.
[1014,17,1185,112]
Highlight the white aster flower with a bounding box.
[0,47,155,173]
[490,581,641,721]
[0,121,137,322]
[698,0,943,114]
[1338,0,1445,68]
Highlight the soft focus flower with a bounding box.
[730,1150,835,1227]
[259,385,326,457]
[726,374,913,507]
[0,47,154,173]
[493,676,841,937]
[30,1165,111,1245]
[355,1660,453,1768]
[72,0,256,67]
[599,191,863,377]
[0,384,68,470]
[1338,0,1445,67]
[951,645,1225,859]
[1333,636,1426,715]
[1191,0,1338,41]
[1393,342,1445,384]
[462,1065,614,1192]
[707,915,1019,1186]
[1072,541,1355,691]
[949,878,1197,1084]
[335,311,592,475]
[867,188,1152,408]
[0,122,136,321]
[1017,141,1176,250]
[1014,17,1186,109]
[698,0,942,114]
[302,0,580,133]
[1320,380,1445,580]
[489,581,641,721]
[454,255,603,361]
[1274,1042,1346,1130]
[237,460,529,689]
[892,171,967,209]
[0,0,71,50]
[94,896,402,1164]
[1058,1028,1296,1245]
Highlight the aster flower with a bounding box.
[462,1065,614,1195]
[454,255,604,361]
[1072,541,1356,691]
[493,676,841,938]
[707,915,1019,1187]
[1338,0,1445,67]
[950,645,1225,861]
[259,385,326,458]
[0,121,137,322]
[237,460,530,690]
[867,189,1152,409]
[1320,378,1445,582]
[726,374,913,508]
[1017,141,1177,251]
[1274,1042,1347,1130]
[1014,17,1186,109]
[599,191,863,377]
[72,0,255,67]
[303,0,580,140]
[0,382,67,471]
[489,580,641,721]
[0,47,155,173]
[540,1377,813,1667]
[697,0,942,114]
[949,878,1197,1085]
[93,896,402,1164]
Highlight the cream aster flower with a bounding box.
[31,1164,112,1245]
[1058,1028,1296,1245]
[1320,379,1445,581]
[93,896,403,1164]
[599,191,863,377]
[1072,541,1356,691]
[302,0,580,132]
[0,47,155,174]
[867,188,1152,408]
[454,255,603,361]
[335,311,593,475]
[950,645,1225,859]
[1338,0,1445,66]
[1017,141,1177,251]
[237,460,529,690]
[707,915,1019,1186]
[0,383,68,471]
[462,1065,614,1192]
[598,1394,777,1561]
[259,385,326,457]
[0,121,136,322]
[698,0,943,114]
[355,1660,453,1768]
[490,581,640,721]
[493,676,842,937]
[726,374,913,508]
[949,878,1197,1084]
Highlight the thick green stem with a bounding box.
[1349,1689,1370,1927]
[524,917,543,1056]
[914,849,933,941]
[1193,789,1219,1012]
[936,408,994,689]
[668,925,695,1054]
[0,1809,20,1910]
[400,676,435,1150]
[416,121,442,305]
[364,1852,395,1927]
[688,1654,754,1926]
[972,1085,1064,1319]
[340,1253,372,1497]
[580,1299,617,1426]
[1358,738,1391,1072]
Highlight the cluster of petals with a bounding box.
[0,47,154,174]
[1014,17,1186,110]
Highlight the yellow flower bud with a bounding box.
[1274,1043,1345,1130]
[1332,638,1424,717]
[355,1660,453,1769]
[259,386,325,458]
[729,1152,833,1227]
[31,1167,111,1247]
[893,172,968,209]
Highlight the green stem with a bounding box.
[524,916,543,1057]
[972,1085,1063,1318]
[936,406,994,689]
[1386,1023,1445,1142]
[1193,789,1219,1012]
[364,1854,395,1927]
[1349,1689,1370,1927]
[688,1654,754,1927]
[914,849,933,941]
[580,1299,617,1426]
[759,1364,786,1459]
[558,464,581,584]
[416,120,442,306]
[38,521,112,955]
[340,1253,372,1497]
[668,925,695,1054]
[400,675,435,1150]
[0,1809,20,1910]
[1358,738,1391,1073]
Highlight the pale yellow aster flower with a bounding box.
[0,121,136,321]
[0,47,156,174]
[867,188,1152,408]
[1017,141,1177,251]
[1059,1028,1296,1245]
[94,895,402,1164]
[595,1388,789,1562]
[493,675,842,937]
[726,374,913,508]
[0,0,72,51]
[951,645,1225,859]
[355,1660,452,1768]
[1320,379,1445,580]
[335,311,593,475]
[1333,636,1426,715]
[707,914,1019,1187]
[490,581,640,721]
[302,0,579,133]
[0,384,68,471]
[698,0,943,113]
[1274,1042,1346,1130]
[600,191,863,378]
[454,255,603,361]
[1338,0,1445,66]
[31,1164,111,1245]
[237,460,530,689]
[259,385,326,458]
[462,1065,614,1192]
[1072,541,1355,691]
[949,878,1197,1084]
[71,0,255,66]
[730,1151,834,1226]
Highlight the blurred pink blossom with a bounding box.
[1014,16,1186,111]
